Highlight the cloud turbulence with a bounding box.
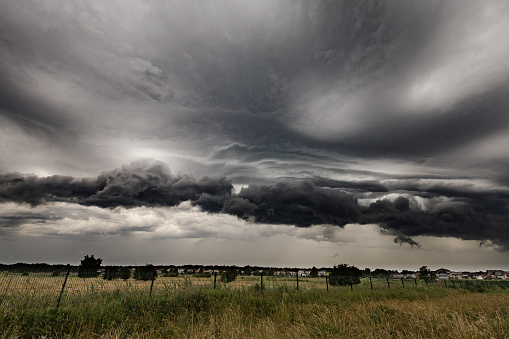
[1,159,507,250]
[1,1,509,266]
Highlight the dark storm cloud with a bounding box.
[393,235,421,248]
[227,181,362,227]
[2,0,508,170]
[363,196,491,241]
[197,178,509,248]
[0,160,232,208]
[1,0,509,262]
[1,160,509,249]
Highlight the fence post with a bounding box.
[214,271,217,290]
[149,269,156,297]
[401,278,404,289]
[444,280,448,289]
[369,276,373,291]
[386,277,390,289]
[414,278,417,287]
[326,276,329,291]
[57,264,70,309]
[260,271,264,291]
[296,272,299,291]
[350,279,353,292]
[451,280,456,289]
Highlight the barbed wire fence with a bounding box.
[1,266,508,311]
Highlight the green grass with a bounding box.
[2,284,509,338]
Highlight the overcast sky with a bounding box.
[1,0,509,271]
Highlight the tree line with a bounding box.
[1,256,436,286]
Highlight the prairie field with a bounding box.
[1,273,509,338]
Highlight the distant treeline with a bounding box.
[0,263,397,277]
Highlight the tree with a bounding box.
[328,264,361,286]
[220,268,237,283]
[134,264,156,281]
[418,266,434,283]
[119,267,131,280]
[310,266,319,278]
[372,268,393,278]
[78,255,102,278]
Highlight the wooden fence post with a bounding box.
[260,272,264,291]
[214,272,217,290]
[149,269,156,297]
[56,264,70,308]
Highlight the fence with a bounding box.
[2,267,508,311]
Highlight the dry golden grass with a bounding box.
[2,273,509,338]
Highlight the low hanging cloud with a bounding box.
[2,160,506,249]
[0,159,233,208]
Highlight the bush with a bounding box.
[329,264,361,286]
[221,269,237,283]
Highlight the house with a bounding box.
[448,272,462,279]
[437,273,449,280]
[487,270,505,279]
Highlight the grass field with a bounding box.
[1,274,509,338]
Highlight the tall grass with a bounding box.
[2,285,509,338]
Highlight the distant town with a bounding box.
[1,262,508,280]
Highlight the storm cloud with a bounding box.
[0,160,232,208]
[1,160,508,250]
[1,1,509,266]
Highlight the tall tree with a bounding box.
[418,266,434,283]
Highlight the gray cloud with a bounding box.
[0,159,232,208]
[3,160,504,248]
[1,1,509,263]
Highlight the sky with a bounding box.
[1,0,509,271]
